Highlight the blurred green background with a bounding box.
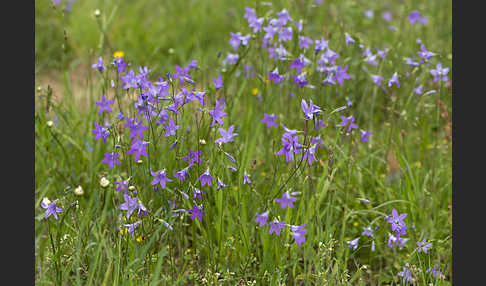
[35,0,451,82]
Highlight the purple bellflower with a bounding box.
[198,168,215,187]
[386,209,408,232]
[151,169,173,190]
[314,37,329,54]
[414,85,423,95]
[91,56,106,72]
[215,125,238,144]
[371,75,384,86]
[360,130,372,142]
[291,72,309,88]
[345,34,355,45]
[409,10,427,25]
[92,121,110,144]
[275,192,297,208]
[173,65,192,85]
[101,152,121,170]
[243,172,252,185]
[299,36,313,50]
[212,74,224,90]
[364,9,374,18]
[417,238,432,253]
[119,193,139,218]
[137,200,150,217]
[254,211,269,227]
[123,222,140,236]
[275,135,303,162]
[124,118,148,140]
[269,220,286,236]
[261,113,278,128]
[163,118,180,137]
[430,62,449,82]
[388,72,400,87]
[188,205,205,222]
[209,98,228,127]
[382,11,392,22]
[338,116,359,136]
[301,99,322,120]
[362,227,375,238]
[193,188,206,200]
[397,266,413,284]
[222,53,239,66]
[417,44,435,61]
[301,145,317,166]
[216,178,227,190]
[347,238,359,250]
[267,68,285,84]
[174,167,189,181]
[181,149,203,168]
[126,137,148,161]
[41,199,63,220]
[114,178,130,193]
[120,69,138,89]
[277,9,292,26]
[290,224,307,247]
[95,94,114,115]
[289,54,311,73]
[334,65,351,85]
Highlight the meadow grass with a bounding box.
[35,0,451,285]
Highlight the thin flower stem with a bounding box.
[47,222,60,286]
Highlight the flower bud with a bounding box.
[100,177,110,188]
[74,185,84,196]
[42,197,51,206]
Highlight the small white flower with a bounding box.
[74,185,84,196]
[100,177,110,187]
[42,197,51,206]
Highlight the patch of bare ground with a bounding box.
[35,62,101,114]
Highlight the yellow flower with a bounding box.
[120,228,128,235]
[136,236,143,243]
[353,221,359,227]
[113,51,125,59]
[251,88,259,96]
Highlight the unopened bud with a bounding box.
[74,185,84,196]
[100,177,110,188]
[42,197,51,206]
